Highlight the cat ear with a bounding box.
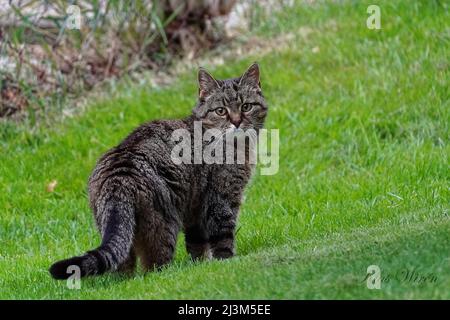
[198,68,219,99]
[239,62,261,89]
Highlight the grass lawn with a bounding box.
[0,0,448,299]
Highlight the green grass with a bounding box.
[0,0,448,299]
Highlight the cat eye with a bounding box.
[215,107,227,116]
[241,103,253,112]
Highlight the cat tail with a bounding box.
[49,200,135,280]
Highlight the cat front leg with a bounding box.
[206,199,238,260]
[185,225,212,260]
[210,230,235,259]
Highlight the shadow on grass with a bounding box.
[79,257,204,290]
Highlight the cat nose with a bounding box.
[230,116,242,128]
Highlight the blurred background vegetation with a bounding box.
[1,0,282,121]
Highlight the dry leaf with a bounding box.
[46,180,58,193]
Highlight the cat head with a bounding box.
[193,63,268,132]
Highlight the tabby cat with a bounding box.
[49,63,267,279]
